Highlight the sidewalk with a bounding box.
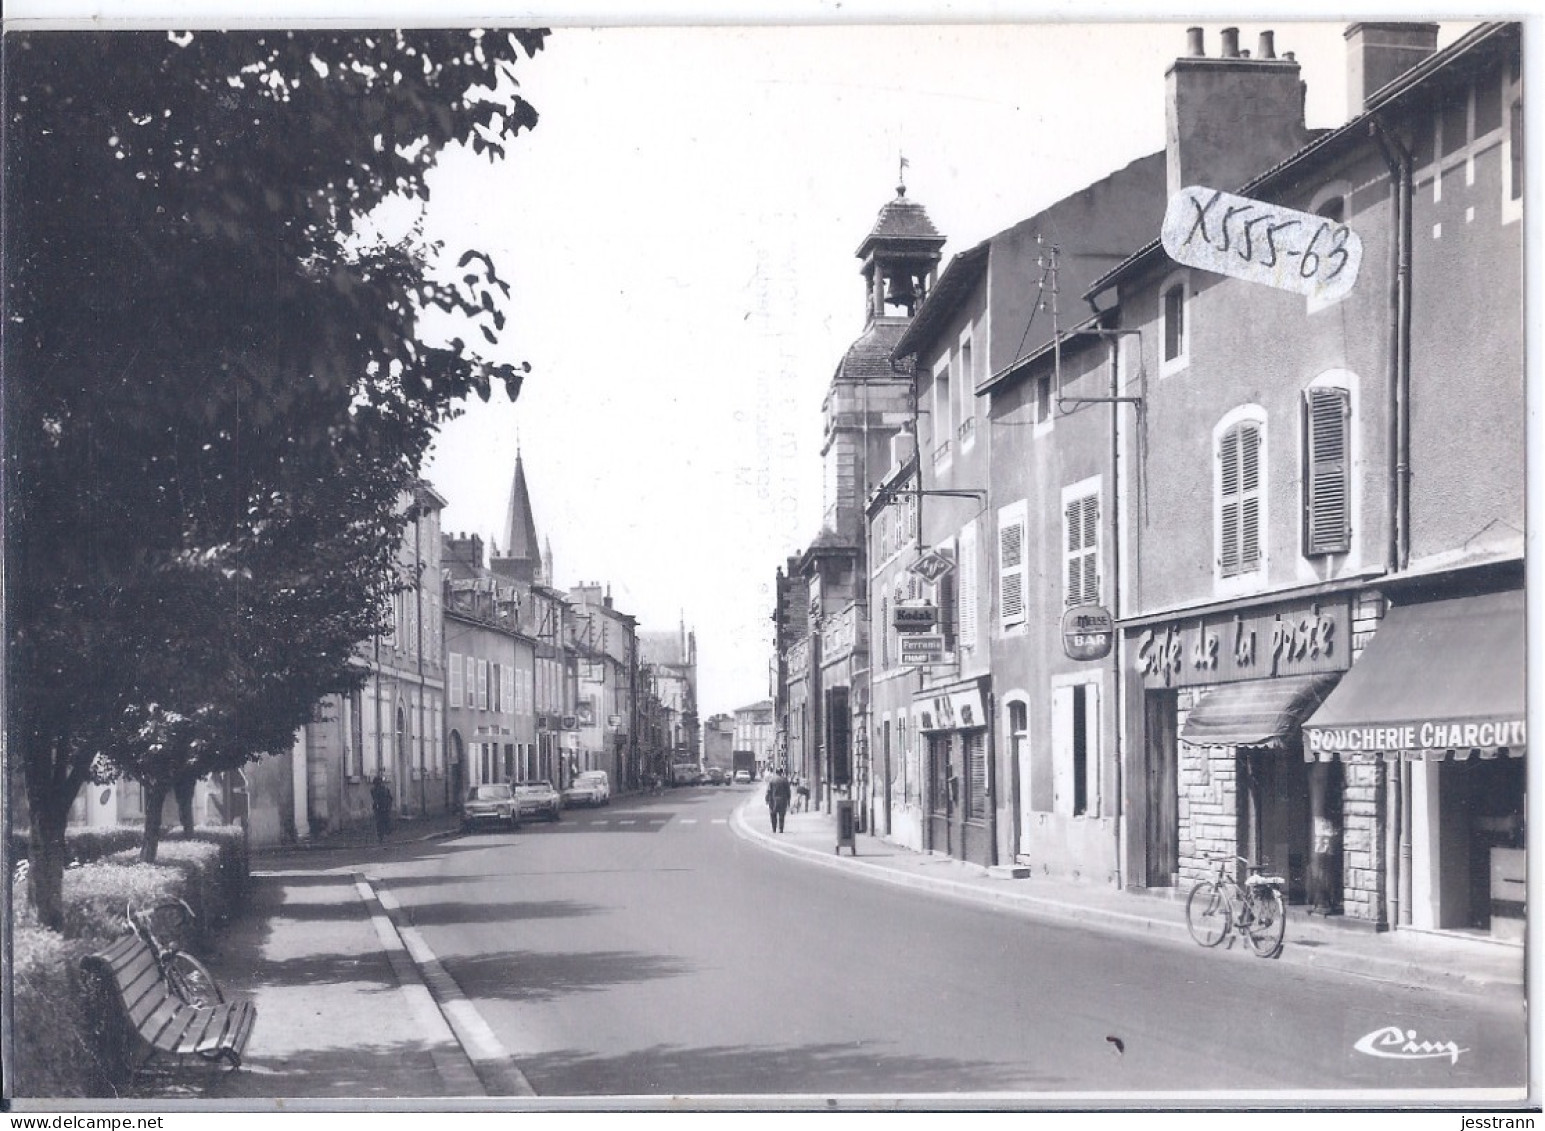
[137,866,486,1102]
[733,798,1526,999]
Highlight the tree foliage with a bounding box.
[5,27,546,916]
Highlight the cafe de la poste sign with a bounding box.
[1162,186,1363,302]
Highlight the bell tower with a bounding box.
[819,176,946,541]
[856,170,945,325]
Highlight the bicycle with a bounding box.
[1185,855,1287,958]
[126,899,226,1006]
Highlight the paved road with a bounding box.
[362,785,1525,1099]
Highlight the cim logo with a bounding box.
[1353,1025,1468,1065]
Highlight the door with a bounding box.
[1144,690,1179,886]
[1010,701,1031,862]
[882,721,893,837]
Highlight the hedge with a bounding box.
[9,820,253,1098]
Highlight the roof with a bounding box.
[1085,21,1518,302]
[855,186,944,258]
[890,240,991,359]
[500,452,541,567]
[832,319,915,383]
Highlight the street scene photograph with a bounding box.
[1,2,1534,1117]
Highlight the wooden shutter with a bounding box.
[966,732,987,820]
[449,652,463,709]
[998,509,1026,628]
[1303,387,1351,554]
[1051,685,1074,818]
[1064,493,1099,606]
[1219,423,1262,576]
[477,659,489,710]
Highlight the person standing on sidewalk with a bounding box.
[765,767,791,833]
[370,773,393,844]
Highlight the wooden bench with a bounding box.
[81,931,256,1075]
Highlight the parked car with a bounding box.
[733,769,751,784]
[462,783,519,833]
[707,767,725,785]
[562,770,610,808]
[515,779,562,821]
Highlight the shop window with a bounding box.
[1303,385,1351,555]
[929,734,952,815]
[1218,417,1264,579]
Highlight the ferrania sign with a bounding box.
[1305,718,1526,755]
[1162,186,1363,302]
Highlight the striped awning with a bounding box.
[1302,589,1526,762]
[1180,673,1341,749]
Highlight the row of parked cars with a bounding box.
[461,771,612,833]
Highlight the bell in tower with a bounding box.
[883,268,919,316]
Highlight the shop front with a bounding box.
[1131,597,1353,910]
[916,676,993,866]
[1302,587,1526,939]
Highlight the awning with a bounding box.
[1302,589,1526,762]
[1180,673,1341,748]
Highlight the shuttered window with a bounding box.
[998,503,1027,630]
[465,656,477,711]
[965,732,987,820]
[937,563,956,652]
[1064,493,1100,606]
[476,658,489,710]
[1303,386,1351,555]
[1219,422,1263,577]
[503,666,515,716]
[448,652,463,709]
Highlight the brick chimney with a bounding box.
[1166,26,1309,197]
[1345,22,1440,114]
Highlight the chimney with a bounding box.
[1166,26,1308,197]
[1345,23,1440,114]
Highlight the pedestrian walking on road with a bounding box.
[794,776,810,814]
[370,773,393,844]
[766,767,791,833]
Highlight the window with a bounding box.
[933,357,953,465]
[491,663,502,712]
[477,658,490,710]
[958,335,976,446]
[936,560,957,653]
[879,595,889,668]
[502,666,515,716]
[1303,386,1351,555]
[350,689,365,779]
[1218,420,1263,577]
[1160,275,1189,375]
[998,502,1027,631]
[1052,680,1100,819]
[448,651,463,708]
[465,655,476,711]
[1035,373,1053,427]
[1064,488,1100,607]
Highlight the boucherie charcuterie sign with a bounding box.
[1304,718,1526,757]
[1161,186,1363,303]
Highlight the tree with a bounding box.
[5,28,546,925]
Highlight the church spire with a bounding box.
[490,448,543,585]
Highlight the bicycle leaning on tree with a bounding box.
[1184,854,1288,958]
